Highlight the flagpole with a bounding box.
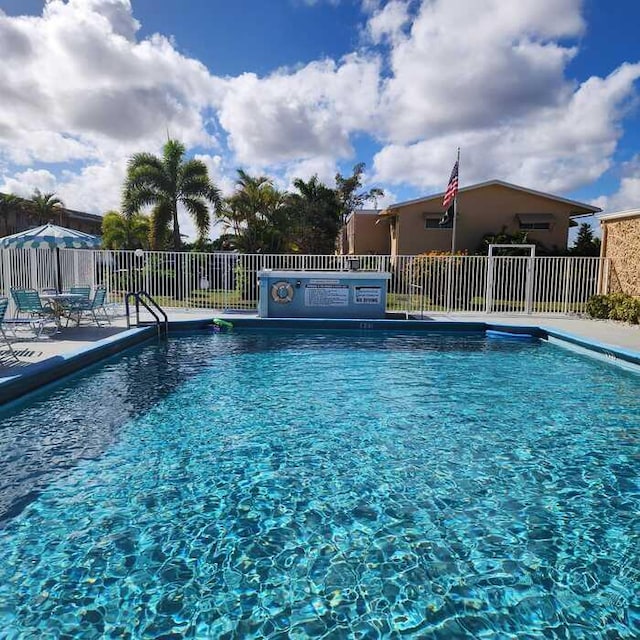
[446,147,460,313]
[450,147,460,254]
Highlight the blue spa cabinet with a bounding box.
[257,270,392,319]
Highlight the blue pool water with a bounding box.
[0,331,638,638]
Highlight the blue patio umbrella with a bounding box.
[0,223,101,292]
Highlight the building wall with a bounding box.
[601,213,640,295]
[0,200,102,237]
[392,184,579,255]
[344,211,390,254]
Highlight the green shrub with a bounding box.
[586,293,640,324]
[585,294,612,319]
[610,295,640,324]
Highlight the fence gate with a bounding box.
[485,244,536,314]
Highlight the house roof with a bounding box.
[0,192,102,223]
[345,208,380,223]
[379,179,602,216]
[597,208,640,222]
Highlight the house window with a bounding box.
[517,214,554,231]
[424,214,452,229]
[519,221,550,230]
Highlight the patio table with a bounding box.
[40,293,85,331]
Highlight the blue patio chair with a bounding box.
[68,287,110,327]
[64,286,93,326]
[10,288,57,337]
[0,298,19,361]
[70,286,91,299]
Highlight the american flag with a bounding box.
[442,160,459,210]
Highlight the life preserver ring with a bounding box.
[271,281,294,303]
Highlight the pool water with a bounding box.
[0,331,638,638]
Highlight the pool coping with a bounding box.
[0,326,155,405]
[172,316,640,366]
[1,316,637,405]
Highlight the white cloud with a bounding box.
[194,154,236,197]
[0,168,58,197]
[593,155,640,212]
[215,54,381,166]
[378,0,585,144]
[0,0,639,238]
[374,62,640,193]
[284,156,339,186]
[0,0,216,167]
[57,160,126,213]
[367,0,411,44]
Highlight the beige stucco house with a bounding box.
[343,209,390,255]
[342,180,600,256]
[0,192,103,237]
[599,209,640,295]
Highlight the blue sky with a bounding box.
[0,0,639,239]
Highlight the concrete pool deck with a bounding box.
[0,310,638,403]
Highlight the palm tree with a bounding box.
[217,170,288,253]
[0,193,23,235]
[101,210,151,250]
[288,175,342,254]
[122,139,221,251]
[31,189,65,225]
[0,193,22,213]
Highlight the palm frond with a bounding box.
[150,201,172,250]
[123,186,163,215]
[182,197,210,238]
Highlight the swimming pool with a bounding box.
[0,331,638,638]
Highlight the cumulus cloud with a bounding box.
[375,63,640,193]
[0,168,58,197]
[194,154,237,197]
[367,0,411,44]
[0,0,215,168]
[215,55,381,166]
[378,0,585,143]
[284,156,339,186]
[593,155,640,212]
[0,0,638,236]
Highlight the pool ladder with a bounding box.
[124,291,168,338]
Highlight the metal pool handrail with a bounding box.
[124,291,168,338]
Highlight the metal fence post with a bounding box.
[484,255,494,313]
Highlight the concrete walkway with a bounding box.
[0,321,133,374]
[1,310,638,375]
[427,313,640,352]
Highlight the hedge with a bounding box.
[585,293,640,324]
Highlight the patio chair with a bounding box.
[70,286,91,300]
[64,286,93,326]
[10,288,57,337]
[0,298,19,361]
[68,287,110,327]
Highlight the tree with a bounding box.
[217,170,289,253]
[31,189,64,225]
[571,222,601,257]
[122,139,221,251]
[335,162,383,252]
[101,210,151,250]
[287,175,342,254]
[0,193,22,214]
[476,226,567,256]
[477,226,530,255]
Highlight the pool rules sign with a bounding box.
[304,282,349,306]
[354,286,382,304]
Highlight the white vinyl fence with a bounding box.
[0,249,609,316]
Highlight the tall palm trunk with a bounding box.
[171,203,181,251]
[171,202,186,299]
